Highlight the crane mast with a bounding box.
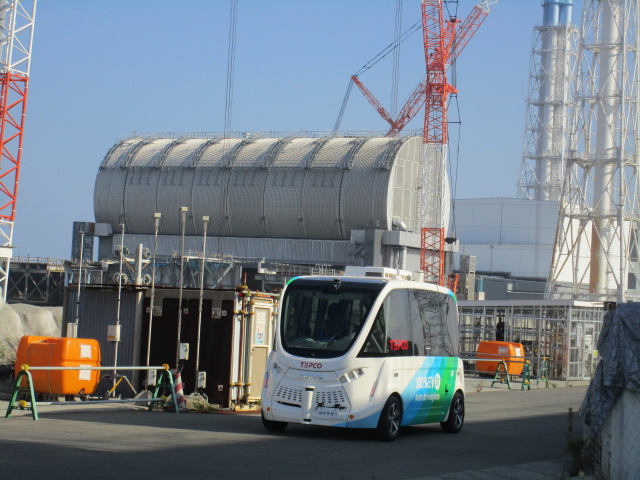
[351,0,495,286]
[0,0,36,300]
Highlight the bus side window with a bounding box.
[409,290,426,355]
[384,289,413,356]
[359,289,414,357]
[413,289,447,356]
[360,310,386,355]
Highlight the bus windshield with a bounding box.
[280,278,384,359]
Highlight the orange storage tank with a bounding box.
[476,340,524,376]
[15,336,101,396]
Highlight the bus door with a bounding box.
[410,289,455,421]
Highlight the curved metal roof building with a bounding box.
[94,135,434,240]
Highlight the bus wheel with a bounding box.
[440,391,464,433]
[261,411,288,432]
[377,395,402,441]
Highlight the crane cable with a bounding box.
[354,19,421,78]
[334,13,421,133]
[447,57,461,240]
[445,0,462,240]
[223,0,238,139]
[391,0,403,119]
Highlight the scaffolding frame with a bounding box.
[458,300,604,381]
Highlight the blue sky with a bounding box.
[17,0,576,259]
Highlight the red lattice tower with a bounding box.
[0,1,37,300]
[353,0,496,285]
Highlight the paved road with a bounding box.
[0,386,586,480]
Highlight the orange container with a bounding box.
[15,336,101,395]
[476,340,524,376]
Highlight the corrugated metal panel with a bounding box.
[234,138,277,167]
[156,168,198,234]
[226,139,277,237]
[108,169,128,227]
[301,167,343,239]
[96,139,146,226]
[162,138,202,167]
[65,288,143,372]
[94,168,116,224]
[264,168,305,238]
[121,139,168,234]
[95,135,427,240]
[311,137,353,167]
[301,138,356,239]
[198,138,243,166]
[262,139,313,238]
[392,138,422,232]
[115,233,354,265]
[286,239,313,261]
[191,139,239,237]
[100,137,141,168]
[276,138,315,167]
[340,138,391,236]
[128,139,173,167]
[192,167,231,237]
[227,168,269,237]
[123,168,161,234]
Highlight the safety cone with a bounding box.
[174,372,187,411]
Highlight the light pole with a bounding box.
[113,222,126,395]
[195,215,209,392]
[176,206,188,369]
[72,230,85,338]
[145,212,162,389]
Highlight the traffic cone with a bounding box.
[174,372,187,411]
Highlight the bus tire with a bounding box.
[261,411,288,432]
[440,391,464,433]
[377,395,402,442]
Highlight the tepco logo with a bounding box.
[300,361,323,369]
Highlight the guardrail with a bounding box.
[5,364,179,421]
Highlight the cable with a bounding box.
[354,20,421,77]
[336,8,418,131]
[333,78,354,133]
[223,0,238,139]
[444,0,459,20]
[447,93,462,239]
[391,0,402,119]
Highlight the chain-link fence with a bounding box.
[585,389,640,479]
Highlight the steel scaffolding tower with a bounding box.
[547,0,640,302]
[518,0,578,201]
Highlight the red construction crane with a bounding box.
[352,0,496,287]
[0,0,37,300]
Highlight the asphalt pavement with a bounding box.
[0,382,588,480]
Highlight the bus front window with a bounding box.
[281,280,383,359]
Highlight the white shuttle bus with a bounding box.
[261,267,464,441]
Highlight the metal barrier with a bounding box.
[465,354,534,390]
[5,364,180,421]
